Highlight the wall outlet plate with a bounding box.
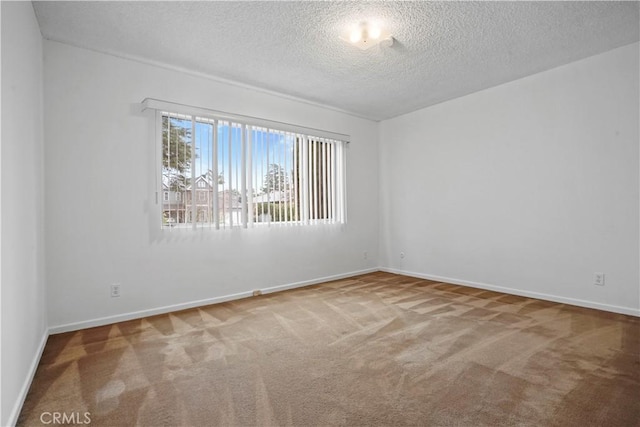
[594,273,605,286]
[111,284,121,297]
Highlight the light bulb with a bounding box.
[341,21,392,50]
[349,29,361,43]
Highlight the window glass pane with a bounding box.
[251,128,295,224]
[195,119,215,228]
[218,122,243,228]
[162,113,191,228]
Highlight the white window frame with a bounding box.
[143,99,348,231]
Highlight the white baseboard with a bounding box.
[258,268,378,295]
[7,329,49,427]
[380,267,640,317]
[49,266,638,334]
[49,268,379,334]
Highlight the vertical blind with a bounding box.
[157,110,347,230]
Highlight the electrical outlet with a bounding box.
[253,290,262,297]
[594,273,605,286]
[363,251,368,260]
[400,252,405,259]
[111,284,121,297]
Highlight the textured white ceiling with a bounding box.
[33,1,639,121]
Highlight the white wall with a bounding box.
[1,2,47,425]
[380,43,639,315]
[44,41,379,330]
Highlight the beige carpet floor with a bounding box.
[18,272,640,426]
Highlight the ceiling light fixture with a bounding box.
[342,22,393,51]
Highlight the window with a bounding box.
[156,109,346,229]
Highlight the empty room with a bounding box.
[2,1,639,426]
